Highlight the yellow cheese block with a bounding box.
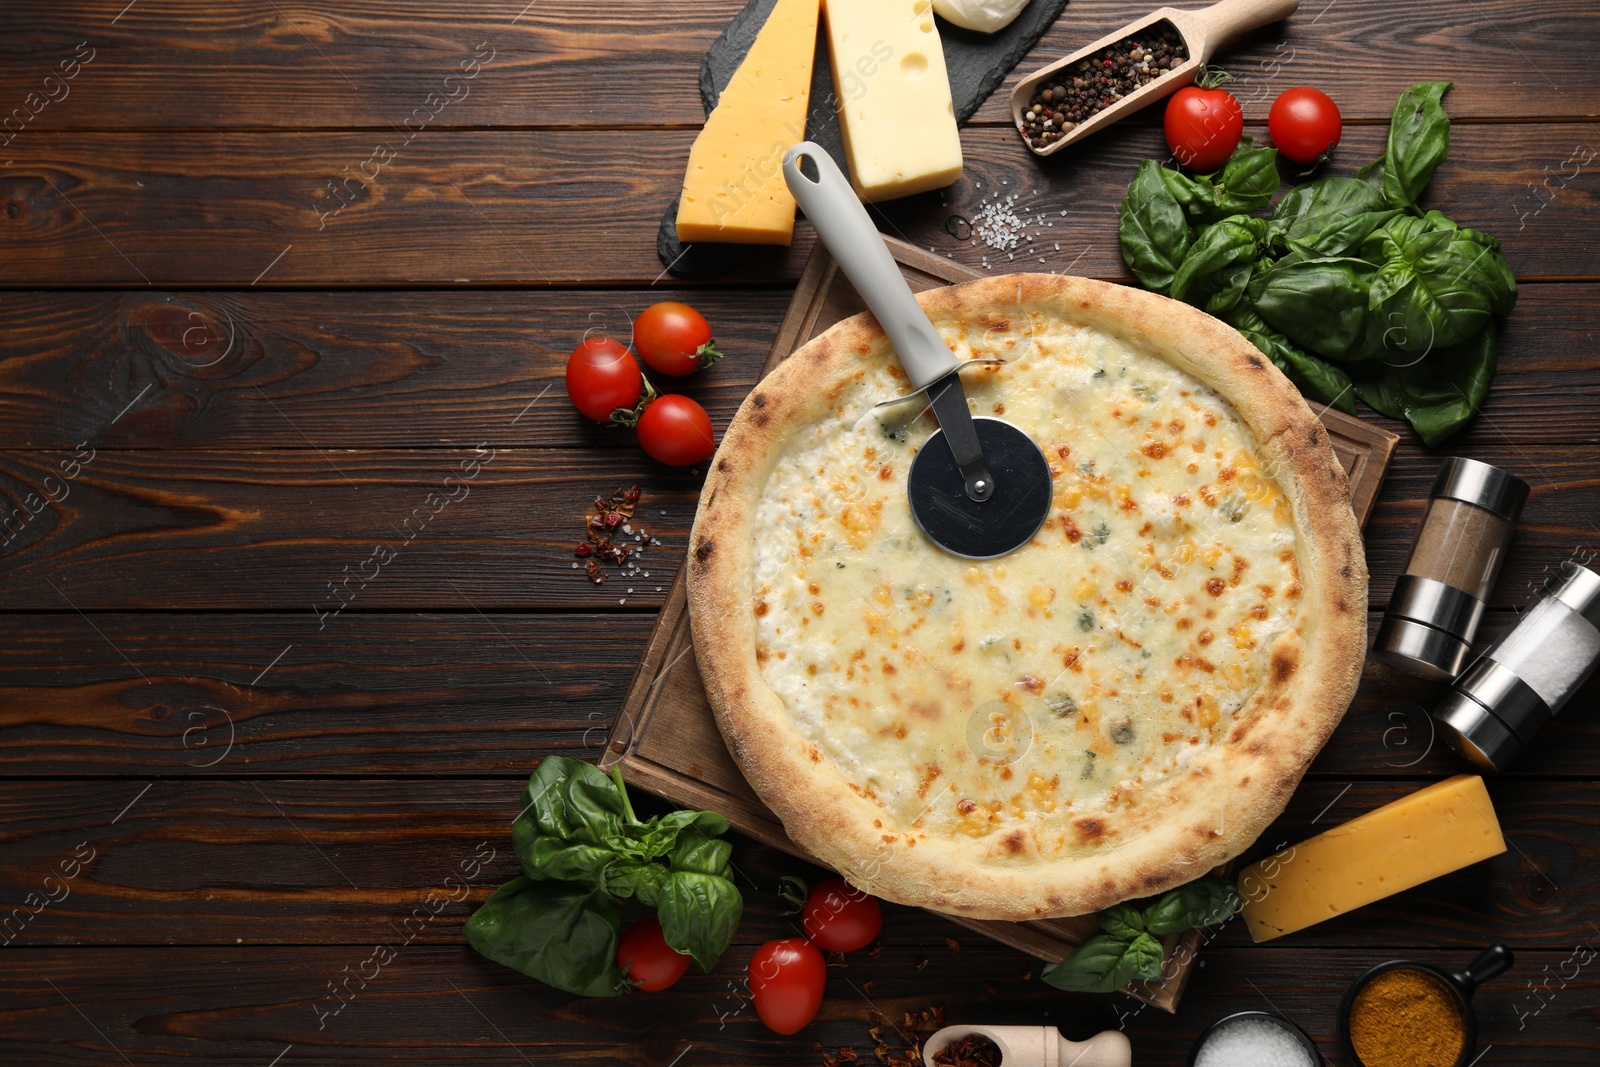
[674,0,820,244]
[1238,775,1506,942]
[824,0,963,202]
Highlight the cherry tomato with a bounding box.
[636,395,715,467]
[616,916,692,992]
[800,878,883,953]
[748,938,826,1035]
[1268,86,1342,165]
[634,302,722,377]
[565,337,642,422]
[1164,84,1244,172]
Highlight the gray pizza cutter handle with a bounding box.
[782,143,957,393]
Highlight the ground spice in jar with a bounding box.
[1404,497,1516,600]
[1348,968,1466,1067]
[1019,22,1188,149]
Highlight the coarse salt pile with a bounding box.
[1193,1015,1317,1067]
[974,193,1027,252]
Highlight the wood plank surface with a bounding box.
[0,1,1592,129]
[0,613,651,775]
[0,779,1594,949]
[2,124,1593,286]
[0,946,1591,1065]
[1,442,1595,611]
[2,0,1598,1061]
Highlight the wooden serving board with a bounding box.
[602,238,1398,1012]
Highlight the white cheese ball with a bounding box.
[932,0,1030,34]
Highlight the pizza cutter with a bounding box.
[781,143,1051,560]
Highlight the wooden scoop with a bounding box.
[922,1024,1132,1067]
[1010,0,1299,157]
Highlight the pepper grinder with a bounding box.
[1375,457,1529,681]
[921,1024,1131,1067]
[1434,561,1600,772]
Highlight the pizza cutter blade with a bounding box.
[782,143,1051,560]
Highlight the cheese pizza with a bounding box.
[688,275,1365,920]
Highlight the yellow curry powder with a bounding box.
[1349,968,1466,1067]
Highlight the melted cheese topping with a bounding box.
[751,311,1302,859]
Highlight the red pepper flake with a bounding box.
[576,485,648,585]
[945,936,961,957]
[863,980,875,997]
[931,1034,1003,1067]
[826,950,848,967]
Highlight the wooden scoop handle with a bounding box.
[1182,0,1300,57]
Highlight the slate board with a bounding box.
[656,0,1070,280]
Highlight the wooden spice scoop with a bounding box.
[1009,0,1299,157]
[922,1024,1132,1067]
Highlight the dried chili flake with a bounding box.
[577,485,647,584]
[944,936,961,957]
[930,1035,1002,1067]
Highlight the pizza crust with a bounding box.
[688,275,1366,920]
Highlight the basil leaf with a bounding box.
[1040,931,1165,993]
[1097,903,1146,940]
[1354,156,1386,192]
[1384,82,1453,213]
[1143,878,1242,935]
[1228,305,1357,413]
[463,877,625,998]
[1366,212,1502,353]
[1269,176,1397,258]
[658,870,743,972]
[1352,330,1496,445]
[1120,160,1193,294]
[1207,141,1280,219]
[513,757,629,880]
[521,839,618,885]
[1251,256,1387,361]
[670,832,734,877]
[608,860,669,906]
[1170,216,1268,315]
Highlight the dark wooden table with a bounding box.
[1,1,1597,1064]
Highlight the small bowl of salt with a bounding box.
[1188,1010,1324,1067]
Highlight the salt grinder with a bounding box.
[1434,561,1600,772]
[1375,458,1529,681]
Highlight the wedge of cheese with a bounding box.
[675,0,820,245]
[824,0,963,202]
[1238,775,1507,943]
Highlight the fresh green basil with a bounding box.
[463,877,625,998]
[1120,160,1192,294]
[1143,878,1241,935]
[1351,330,1496,445]
[658,869,744,971]
[473,757,744,994]
[1040,876,1240,995]
[1040,931,1165,993]
[1251,256,1387,361]
[1268,176,1397,258]
[1096,902,1146,941]
[1384,82,1453,214]
[1204,140,1280,220]
[1117,82,1512,443]
[1170,215,1268,314]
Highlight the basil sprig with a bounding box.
[1119,82,1516,444]
[1040,877,1240,994]
[464,757,743,996]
